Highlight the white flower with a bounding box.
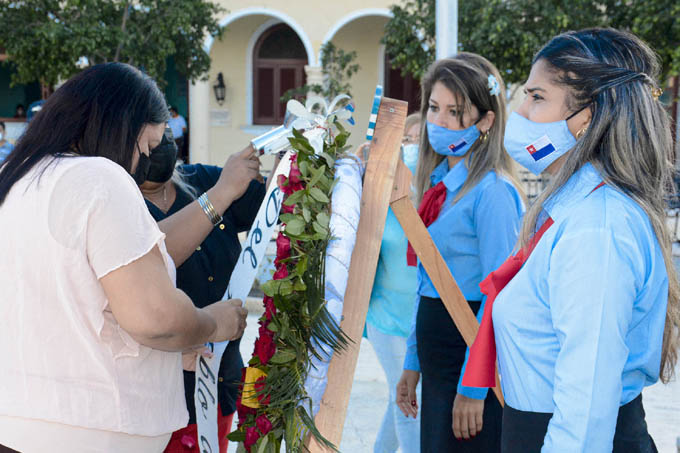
[488,74,501,96]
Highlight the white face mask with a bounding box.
[0,133,4,141]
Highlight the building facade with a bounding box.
[189,1,421,168]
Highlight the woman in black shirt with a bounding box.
[140,129,266,452]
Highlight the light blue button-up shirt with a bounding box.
[404,158,524,399]
[493,162,668,452]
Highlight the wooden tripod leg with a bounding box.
[307,97,409,452]
[389,160,505,406]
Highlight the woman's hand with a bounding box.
[452,393,484,440]
[214,145,261,205]
[202,299,248,342]
[396,369,420,418]
[181,345,214,371]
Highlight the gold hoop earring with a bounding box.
[481,130,489,142]
[576,127,588,139]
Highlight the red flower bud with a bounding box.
[256,414,273,435]
[244,426,260,449]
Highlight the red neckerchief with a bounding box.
[462,182,605,388]
[407,181,447,266]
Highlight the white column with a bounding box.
[436,0,458,59]
[305,65,324,92]
[189,79,210,164]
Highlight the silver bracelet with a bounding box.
[198,192,223,226]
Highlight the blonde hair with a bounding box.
[414,53,523,206]
[404,113,421,134]
[528,28,679,382]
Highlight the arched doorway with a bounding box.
[253,24,308,125]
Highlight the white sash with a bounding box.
[194,151,293,452]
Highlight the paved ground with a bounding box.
[230,302,680,452]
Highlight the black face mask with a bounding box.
[131,149,151,185]
[146,128,178,183]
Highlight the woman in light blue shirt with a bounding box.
[395,53,525,452]
[479,28,680,452]
[365,113,422,453]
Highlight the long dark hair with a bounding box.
[0,63,169,205]
[526,28,679,382]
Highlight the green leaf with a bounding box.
[285,217,306,236]
[256,434,269,453]
[294,278,307,291]
[309,164,327,187]
[279,213,296,223]
[298,160,310,177]
[309,187,330,203]
[269,349,296,364]
[302,206,312,223]
[316,212,331,229]
[313,221,328,235]
[283,189,305,206]
[227,429,246,442]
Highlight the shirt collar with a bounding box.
[543,162,604,220]
[430,158,469,194]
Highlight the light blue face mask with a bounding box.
[427,121,480,157]
[401,143,419,174]
[503,111,577,175]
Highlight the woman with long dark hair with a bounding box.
[396,53,525,452]
[0,63,246,452]
[465,28,679,452]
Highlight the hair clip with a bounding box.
[651,87,662,101]
[487,74,501,97]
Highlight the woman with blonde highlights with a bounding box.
[396,53,524,452]
[464,28,677,452]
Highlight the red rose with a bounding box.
[256,414,273,435]
[253,328,275,365]
[277,173,303,195]
[254,376,271,405]
[289,163,302,185]
[276,234,291,259]
[272,264,288,280]
[244,426,260,450]
[263,296,276,321]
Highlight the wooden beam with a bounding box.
[308,97,408,451]
[389,160,505,406]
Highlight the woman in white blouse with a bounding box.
[0,63,247,452]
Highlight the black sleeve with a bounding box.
[229,179,266,232]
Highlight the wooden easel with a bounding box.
[308,97,502,452]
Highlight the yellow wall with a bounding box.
[207,14,270,167]
[330,16,391,150]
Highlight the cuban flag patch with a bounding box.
[448,138,468,153]
[526,135,556,161]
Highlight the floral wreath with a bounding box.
[228,98,354,452]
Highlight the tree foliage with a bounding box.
[383,0,680,85]
[0,0,225,89]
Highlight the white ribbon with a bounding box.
[194,152,293,453]
[303,156,363,416]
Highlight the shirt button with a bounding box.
[208,276,214,282]
[219,224,225,230]
[196,246,201,251]
[218,377,224,383]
